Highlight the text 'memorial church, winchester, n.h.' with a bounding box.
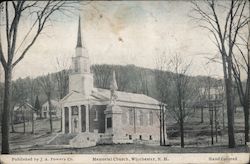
[58,16,163,147]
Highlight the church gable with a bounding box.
[61,91,86,103]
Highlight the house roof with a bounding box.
[14,102,36,111]
[42,100,60,107]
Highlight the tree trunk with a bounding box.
[215,106,218,143]
[243,103,249,144]
[201,107,204,123]
[225,76,236,148]
[23,111,26,133]
[48,94,53,133]
[60,110,62,132]
[209,104,214,145]
[222,103,225,129]
[162,106,166,146]
[10,106,15,133]
[1,68,12,154]
[180,102,184,148]
[31,112,34,134]
[159,105,162,146]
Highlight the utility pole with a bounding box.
[215,105,218,143]
[209,103,214,145]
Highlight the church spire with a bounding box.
[76,16,82,47]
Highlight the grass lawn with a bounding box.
[11,144,249,154]
[0,108,249,154]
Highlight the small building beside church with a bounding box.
[13,102,37,124]
[41,100,61,118]
[56,17,163,147]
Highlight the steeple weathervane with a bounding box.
[76,16,82,48]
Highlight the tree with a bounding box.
[39,74,55,133]
[11,78,29,133]
[192,0,249,148]
[154,53,171,146]
[55,57,70,99]
[34,95,41,118]
[0,1,76,154]
[92,64,112,89]
[54,57,69,132]
[168,54,193,148]
[231,18,250,144]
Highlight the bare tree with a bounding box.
[154,53,170,146]
[54,57,69,132]
[192,0,249,148]
[0,1,77,154]
[168,54,192,148]
[92,64,112,89]
[55,57,70,99]
[11,78,29,133]
[39,74,55,133]
[231,19,250,144]
[138,69,149,95]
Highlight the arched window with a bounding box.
[149,111,153,126]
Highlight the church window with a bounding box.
[71,106,78,115]
[139,135,142,140]
[139,111,143,126]
[129,109,133,125]
[129,135,132,140]
[149,111,153,125]
[94,108,98,121]
[149,135,152,140]
[107,117,112,128]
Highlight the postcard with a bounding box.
[0,1,249,164]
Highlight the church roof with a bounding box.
[61,88,160,109]
[95,88,159,105]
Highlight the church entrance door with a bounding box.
[64,107,69,133]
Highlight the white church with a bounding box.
[57,17,163,147]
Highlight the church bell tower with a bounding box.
[69,16,93,96]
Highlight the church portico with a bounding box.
[62,103,90,134]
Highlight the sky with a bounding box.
[0,1,233,80]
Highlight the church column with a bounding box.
[62,107,65,133]
[78,105,82,133]
[69,106,72,133]
[86,104,89,132]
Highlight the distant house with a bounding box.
[198,86,224,107]
[41,100,61,118]
[14,102,37,124]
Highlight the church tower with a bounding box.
[69,16,93,96]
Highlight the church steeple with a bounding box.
[76,16,82,48]
[69,16,93,96]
